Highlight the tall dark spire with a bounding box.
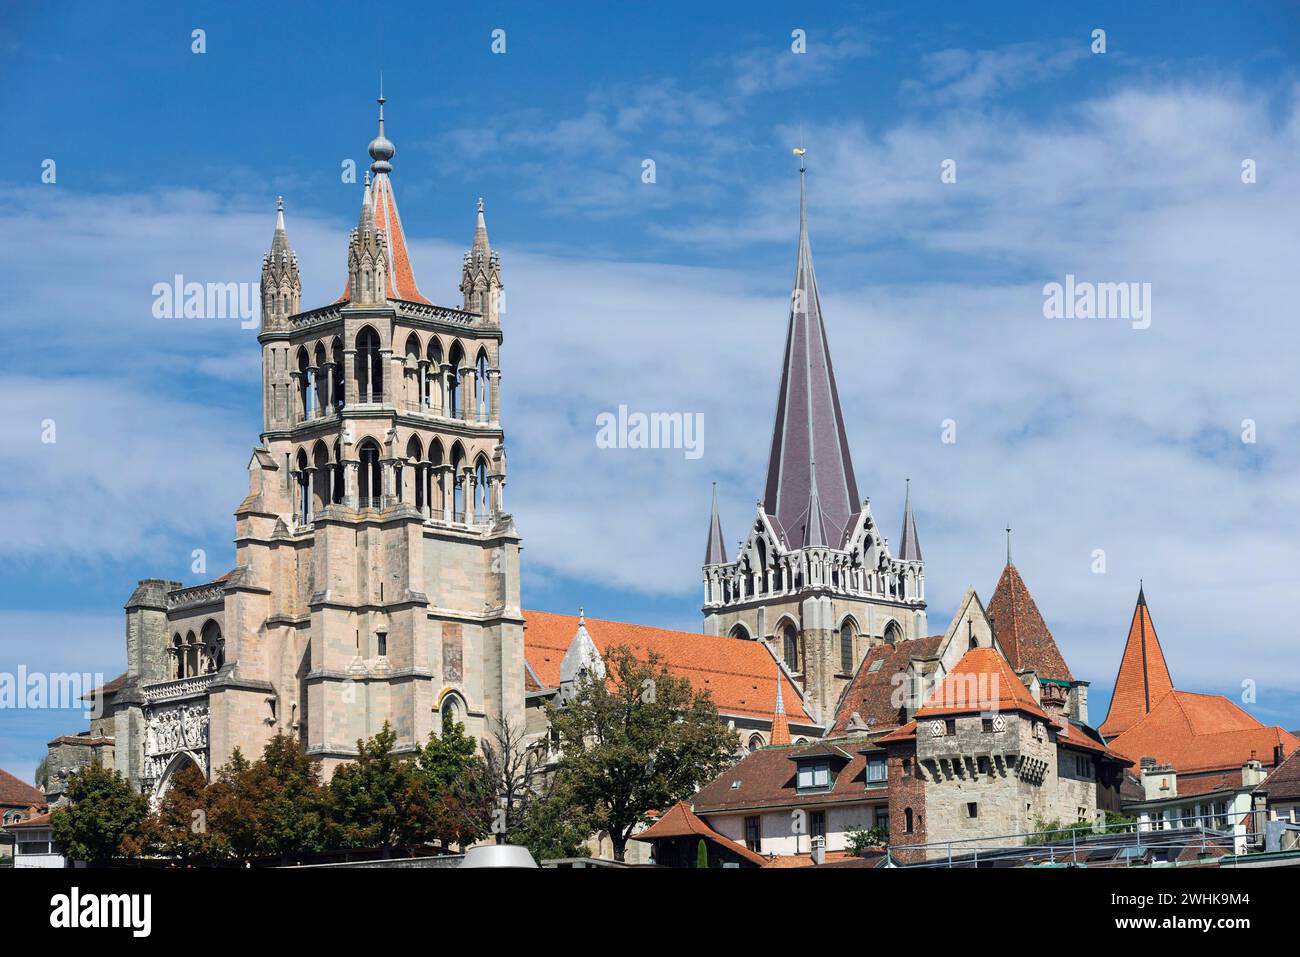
[898,478,922,562]
[703,482,728,565]
[761,151,859,549]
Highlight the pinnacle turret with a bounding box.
[261,196,301,329]
[461,197,503,323]
[898,479,922,562]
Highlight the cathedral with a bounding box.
[44,95,1104,843]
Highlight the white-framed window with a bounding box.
[865,757,887,787]
[797,761,831,790]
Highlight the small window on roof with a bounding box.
[868,659,885,673]
[730,779,741,790]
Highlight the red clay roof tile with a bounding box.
[986,563,1073,682]
[522,609,814,725]
[1099,589,1175,739]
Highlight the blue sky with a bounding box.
[2,1,1299,783]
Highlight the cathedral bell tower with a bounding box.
[225,89,524,777]
[702,154,927,727]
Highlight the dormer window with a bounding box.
[796,760,831,791]
[865,757,887,787]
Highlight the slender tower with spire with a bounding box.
[702,150,926,727]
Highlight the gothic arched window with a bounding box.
[171,633,184,679]
[883,620,903,646]
[358,440,382,508]
[201,620,224,674]
[441,693,463,731]
[782,623,799,672]
[355,327,382,403]
[840,621,854,674]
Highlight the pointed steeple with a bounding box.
[770,676,791,745]
[986,559,1073,682]
[1099,585,1175,740]
[762,151,859,549]
[703,483,728,565]
[461,197,503,323]
[261,196,300,330]
[898,478,922,562]
[339,89,430,305]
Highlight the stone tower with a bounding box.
[210,91,523,779]
[43,92,519,802]
[702,157,927,728]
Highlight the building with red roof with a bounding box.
[1098,587,1297,845]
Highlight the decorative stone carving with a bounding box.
[141,702,210,790]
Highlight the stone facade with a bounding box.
[47,98,524,800]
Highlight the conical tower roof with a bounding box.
[338,90,430,305]
[703,483,727,565]
[1099,585,1175,739]
[897,479,922,562]
[986,560,1073,682]
[761,156,859,549]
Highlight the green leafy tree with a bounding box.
[545,645,737,862]
[230,734,329,862]
[417,719,491,851]
[34,756,49,792]
[696,838,709,869]
[49,763,149,865]
[513,771,593,862]
[328,723,432,855]
[208,749,258,860]
[845,825,888,857]
[145,762,230,864]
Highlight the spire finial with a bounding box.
[578,605,585,625]
[275,195,285,231]
[1006,526,1012,566]
[368,81,395,174]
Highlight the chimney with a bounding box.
[1242,756,1267,788]
[1274,743,1286,767]
[1139,758,1176,800]
[810,834,826,866]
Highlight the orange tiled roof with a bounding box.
[633,801,768,866]
[0,768,44,808]
[337,173,431,305]
[1107,690,1300,776]
[878,719,918,744]
[986,563,1073,682]
[915,646,1049,720]
[1099,588,1175,739]
[522,610,815,725]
